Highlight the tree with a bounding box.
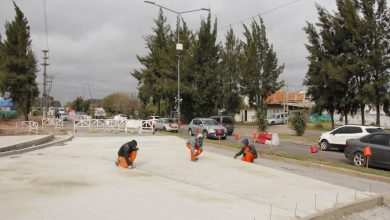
[191,13,220,118]
[239,17,284,109]
[70,97,89,112]
[218,27,241,115]
[0,2,39,120]
[131,9,174,116]
[103,92,141,117]
[305,1,390,127]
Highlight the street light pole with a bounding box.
[144,1,209,131]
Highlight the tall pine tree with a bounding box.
[0,2,39,120]
[239,17,284,109]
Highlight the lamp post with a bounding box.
[144,1,209,130]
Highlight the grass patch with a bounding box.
[278,133,318,144]
[307,121,333,131]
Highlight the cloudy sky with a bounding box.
[0,0,337,104]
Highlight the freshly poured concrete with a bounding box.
[0,136,375,219]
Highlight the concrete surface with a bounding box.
[0,135,51,149]
[0,135,378,220]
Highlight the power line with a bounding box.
[218,0,300,31]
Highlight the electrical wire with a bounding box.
[218,0,300,31]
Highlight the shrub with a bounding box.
[290,110,306,136]
[315,122,323,129]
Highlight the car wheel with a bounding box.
[352,152,366,167]
[203,130,208,139]
[271,121,275,125]
[320,140,330,151]
[188,129,193,136]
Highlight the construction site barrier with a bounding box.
[16,121,39,134]
[42,118,64,129]
[73,119,90,132]
[140,119,155,133]
[73,119,143,133]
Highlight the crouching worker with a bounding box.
[186,133,204,161]
[116,140,139,169]
[234,138,257,163]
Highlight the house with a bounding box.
[234,90,313,123]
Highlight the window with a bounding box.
[369,134,389,146]
[350,127,363,134]
[212,117,221,123]
[222,117,233,123]
[334,126,351,134]
[366,128,384,133]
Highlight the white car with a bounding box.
[114,114,127,121]
[267,112,288,125]
[154,118,178,132]
[319,125,383,151]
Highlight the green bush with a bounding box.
[256,108,268,131]
[290,110,306,136]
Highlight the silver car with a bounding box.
[154,118,178,132]
[188,118,227,139]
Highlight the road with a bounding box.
[179,124,350,164]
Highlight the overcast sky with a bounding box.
[0,0,337,104]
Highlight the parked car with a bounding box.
[188,118,227,139]
[210,115,235,135]
[143,115,160,123]
[267,112,288,125]
[114,114,127,121]
[154,118,178,132]
[59,113,68,121]
[345,132,390,169]
[319,125,383,151]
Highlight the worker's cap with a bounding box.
[196,133,203,140]
[241,138,249,146]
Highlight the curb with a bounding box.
[0,134,54,153]
[303,194,383,220]
[0,135,74,157]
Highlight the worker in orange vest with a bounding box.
[186,133,204,161]
[234,138,257,163]
[115,140,139,168]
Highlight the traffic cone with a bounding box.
[310,145,318,154]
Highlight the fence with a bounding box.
[16,121,39,134]
[42,118,64,129]
[73,119,144,133]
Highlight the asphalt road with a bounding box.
[178,124,351,164]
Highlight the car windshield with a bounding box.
[366,128,384,133]
[203,119,218,125]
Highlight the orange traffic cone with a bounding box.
[310,145,318,154]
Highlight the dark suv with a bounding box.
[210,115,234,135]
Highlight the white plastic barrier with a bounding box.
[140,120,155,133]
[90,119,105,129]
[42,118,63,129]
[265,133,280,146]
[73,119,143,133]
[73,119,90,132]
[16,121,39,134]
[126,120,143,133]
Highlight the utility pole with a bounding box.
[41,50,49,118]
